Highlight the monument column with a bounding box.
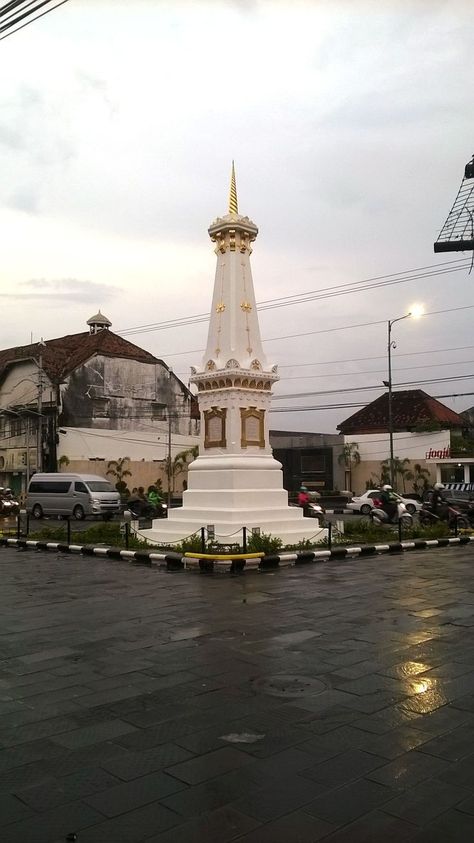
[142,166,325,545]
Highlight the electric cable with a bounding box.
[0,0,69,39]
[117,258,470,337]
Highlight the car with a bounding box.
[347,490,422,516]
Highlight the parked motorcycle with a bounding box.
[419,502,469,530]
[369,500,413,529]
[127,497,168,519]
[0,489,20,518]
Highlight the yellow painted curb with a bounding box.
[183,551,264,561]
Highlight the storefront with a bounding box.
[426,456,474,488]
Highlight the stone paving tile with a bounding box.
[165,746,253,785]
[0,799,105,843]
[63,799,181,843]
[14,765,122,812]
[305,778,397,827]
[145,804,261,842]
[416,722,474,761]
[0,792,35,825]
[84,769,186,817]
[160,767,258,818]
[0,738,64,772]
[319,808,418,841]
[411,808,474,841]
[100,743,195,781]
[38,739,131,777]
[50,718,137,749]
[0,715,80,747]
[366,749,449,790]
[231,775,328,822]
[302,748,387,788]
[382,777,472,825]
[223,809,334,843]
[436,749,474,789]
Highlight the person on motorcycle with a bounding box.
[379,484,398,522]
[297,485,310,510]
[147,485,163,508]
[431,482,448,518]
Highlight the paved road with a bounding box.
[1,545,474,841]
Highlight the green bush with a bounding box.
[173,535,206,554]
[247,532,283,554]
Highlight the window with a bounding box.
[86,481,114,492]
[300,453,326,473]
[92,398,109,418]
[74,482,88,493]
[440,465,465,484]
[152,402,167,420]
[10,418,23,437]
[28,481,72,493]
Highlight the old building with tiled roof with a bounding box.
[337,390,470,494]
[338,389,465,435]
[0,314,199,496]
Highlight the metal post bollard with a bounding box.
[18,509,27,539]
[327,521,332,551]
[67,518,71,545]
[454,515,458,538]
[398,518,402,542]
[122,510,132,549]
[201,527,206,554]
[242,526,247,554]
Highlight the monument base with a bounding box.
[139,454,327,547]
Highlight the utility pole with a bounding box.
[167,367,173,509]
[36,339,45,473]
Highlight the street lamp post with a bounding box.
[386,309,424,487]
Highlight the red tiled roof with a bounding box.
[337,389,465,434]
[0,330,159,383]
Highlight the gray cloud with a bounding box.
[0,279,121,303]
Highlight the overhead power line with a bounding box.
[273,373,474,402]
[158,302,474,360]
[118,257,470,337]
[270,390,474,414]
[0,0,69,40]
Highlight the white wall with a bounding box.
[57,426,199,462]
[1,360,52,409]
[346,430,451,461]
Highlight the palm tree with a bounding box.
[164,446,198,496]
[380,456,411,493]
[406,463,431,496]
[106,456,132,500]
[338,442,360,492]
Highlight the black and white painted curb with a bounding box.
[1,534,473,573]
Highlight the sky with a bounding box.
[1,0,474,434]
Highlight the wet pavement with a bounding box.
[1,546,474,842]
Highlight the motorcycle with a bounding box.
[369,500,413,529]
[292,500,326,525]
[127,497,168,519]
[0,490,20,518]
[419,502,469,530]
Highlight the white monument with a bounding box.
[142,166,325,545]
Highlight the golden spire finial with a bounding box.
[229,160,238,214]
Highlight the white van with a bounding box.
[26,473,121,521]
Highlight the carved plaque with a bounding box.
[241,407,265,448]
[204,407,227,449]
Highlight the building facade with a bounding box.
[337,389,466,494]
[0,313,199,496]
